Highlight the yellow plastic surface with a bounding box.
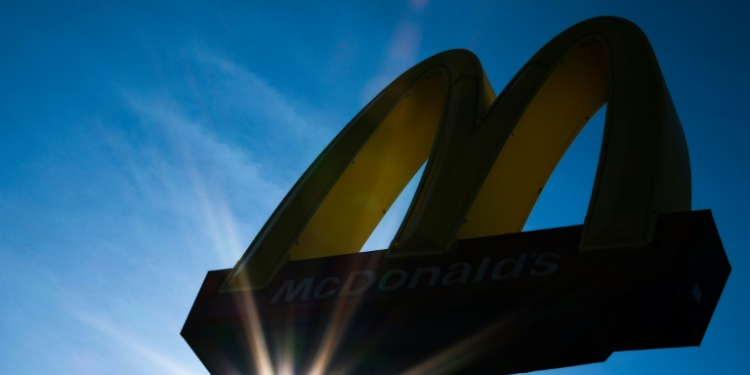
[292,73,446,260]
[458,40,607,238]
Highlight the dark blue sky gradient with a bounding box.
[1,1,748,374]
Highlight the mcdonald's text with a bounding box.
[270,251,562,304]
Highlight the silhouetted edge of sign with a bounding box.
[183,210,730,375]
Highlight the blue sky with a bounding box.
[1,1,749,374]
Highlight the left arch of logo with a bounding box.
[224,17,690,291]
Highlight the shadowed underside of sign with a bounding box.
[182,16,729,375]
[183,211,730,374]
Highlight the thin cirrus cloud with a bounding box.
[68,307,204,375]
[358,0,433,105]
[359,20,424,105]
[196,51,318,140]
[190,49,337,181]
[116,48,339,265]
[1,50,328,375]
[409,0,431,12]
[66,59,304,374]
[121,92,282,266]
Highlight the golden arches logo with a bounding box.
[224,16,691,291]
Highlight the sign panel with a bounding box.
[183,210,730,374]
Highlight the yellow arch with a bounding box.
[224,17,690,290]
[225,50,495,289]
[388,16,690,258]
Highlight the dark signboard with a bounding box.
[182,210,730,374]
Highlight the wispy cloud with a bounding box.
[196,51,319,141]
[69,308,203,375]
[0,49,329,374]
[409,0,431,12]
[121,93,284,265]
[360,20,424,104]
[88,52,327,373]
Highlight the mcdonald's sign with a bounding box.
[182,17,730,374]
